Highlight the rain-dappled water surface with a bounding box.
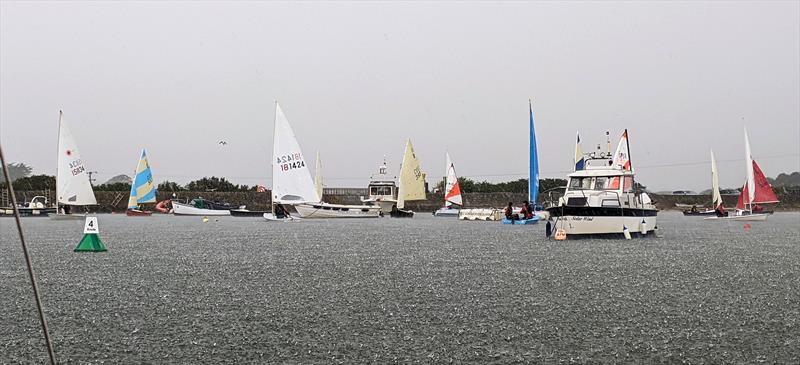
[1,212,799,363]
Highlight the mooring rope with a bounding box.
[0,145,57,365]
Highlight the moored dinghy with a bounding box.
[433,152,463,217]
[270,102,380,219]
[51,111,97,220]
[126,149,157,216]
[392,139,427,218]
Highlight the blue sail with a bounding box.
[529,101,539,205]
[128,149,157,209]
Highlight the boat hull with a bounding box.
[294,203,381,218]
[1,207,56,217]
[230,209,271,217]
[126,209,152,216]
[502,217,540,225]
[704,213,768,221]
[433,207,460,217]
[172,202,231,216]
[458,208,503,221]
[390,209,414,218]
[263,213,300,222]
[683,210,717,216]
[547,206,658,235]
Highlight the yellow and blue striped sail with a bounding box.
[127,149,157,209]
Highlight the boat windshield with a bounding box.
[370,186,393,196]
[595,176,622,190]
[569,177,593,190]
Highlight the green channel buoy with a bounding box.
[74,216,107,252]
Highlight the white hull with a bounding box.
[556,215,657,235]
[361,198,397,214]
[294,203,381,218]
[172,202,231,216]
[704,214,768,222]
[433,207,460,217]
[263,213,301,222]
[458,208,504,221]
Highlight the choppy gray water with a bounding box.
[1,212,798,363]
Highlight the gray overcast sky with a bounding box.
[1,1,798,191]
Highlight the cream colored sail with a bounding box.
[710,149,722,209]
[128,149,157,209]
[397,139,426,209]
[314,150,323,200]
[271,102,320,204]
[743,127,755,204]
[56,111,97,206]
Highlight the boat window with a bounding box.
[623,176,634,192]
[361,208,369,212]
[341,208,349,212]
[322,206,331,210]
[569,177,593,190]
[370,187,378,195]
[595,176,621,190]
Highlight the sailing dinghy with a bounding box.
[392,139,427,218]
[126,149,157,216]
[705,129,778,221]
[684,150,725,216]
[268,102,380,219]
[51,111,97,220]
[503,101,541,225]
[433,152,463,217]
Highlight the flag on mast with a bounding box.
[574,132,585,171]
[613,129,631,171]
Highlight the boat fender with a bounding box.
[623,226,632,240]
[639,219,647,235]
[202,216,209,223]
[545,220,552,237]
[554,228,567,241]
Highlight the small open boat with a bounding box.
[172,198,231,216]
[433,152,463,217]
[0,196,56,217]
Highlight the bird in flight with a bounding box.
[218,141,228,146]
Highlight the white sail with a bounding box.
[444,152,462,206]
[56,111,97,206]
[271,103,320,204]
[743,127,755,204]
[397,139,426,209]
[314,150,323,200]
[710,149,722,208]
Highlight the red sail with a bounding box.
[736,160,779,210]
[735,183,747,210]
[752,160,779,204]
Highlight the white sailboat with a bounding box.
[51,111,97,220]
[433,152,462,217]
[705,128,778,221]
[392,139,427,218]
[269,102,380,219]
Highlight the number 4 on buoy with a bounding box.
[74,216,107,252]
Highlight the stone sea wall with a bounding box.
[7,189,799,212]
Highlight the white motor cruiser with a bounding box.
[546,130,658,236]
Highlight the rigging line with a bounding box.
[151,152,800,182]
[0,145,57,365]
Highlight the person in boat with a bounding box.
[274,204,289,218]
[715,204,728,217]
[504,202,519,221]
[752,204,763,213]
[524,201,535,219]
[690,205,698,213]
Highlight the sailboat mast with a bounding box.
[55,111,62,213]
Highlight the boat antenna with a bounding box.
[606,131,611,154]
[0,144,57,365]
